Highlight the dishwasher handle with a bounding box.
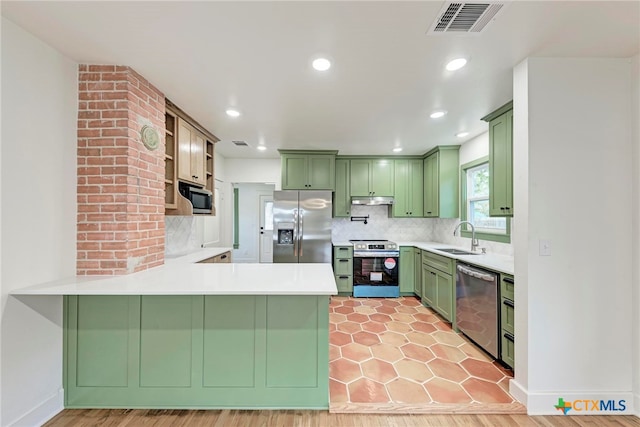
[457,264,496,282]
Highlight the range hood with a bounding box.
[351,196,395,206]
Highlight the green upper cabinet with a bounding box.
[349,158,394,197]
[279,150,337,190]
[393,159,424,217]
[423,146,460,218]
[482,102,513,217]
[333,159,351,217]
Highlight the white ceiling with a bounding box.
[2,1,639,159]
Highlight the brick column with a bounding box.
[77,65,165,275]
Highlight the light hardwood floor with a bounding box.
[44,409,640,427]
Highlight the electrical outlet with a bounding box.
[539,239,552,256]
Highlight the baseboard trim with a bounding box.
[8,389,63,427]
[508,379,528,406]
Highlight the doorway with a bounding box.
[232,183,274,263]
[259,194,273,263]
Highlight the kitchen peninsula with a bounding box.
[12,249,337,409]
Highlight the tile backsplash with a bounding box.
[165,216,202,257]
[332,205,513,257]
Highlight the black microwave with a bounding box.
[178,181,213,214]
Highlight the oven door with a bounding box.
[353,255,399,286]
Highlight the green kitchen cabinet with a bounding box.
[414,248,422,297]
[421,250,456,324]
[393,159,424,217]
[332,245,353,294]
[482,102,513,217]
[64,294,329,408]
[399,246,415,295]
[423,146,459,218]
[333,159,351,217]
[500,274,515,368]
[279,150,337,190]
[349,158,394,197]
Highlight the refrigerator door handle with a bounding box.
[293,209,298,256]
[298,209,304,257]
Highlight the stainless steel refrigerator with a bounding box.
[273,191,332,263]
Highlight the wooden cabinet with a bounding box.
[166,100,218,215]
[349,158,394,197]
[414,248,422,297]
[332,245,353,294]
[483,101,513,217]
[333,159,351,217]
[423,146,460,218]
[393,159,424,217]
[178,117,207,187]
[500,274,515,368]
[197,251,232,264]
[421,250,455,323]
[165,110,178,209]
[399,247,414,294]
[280,150,337,190]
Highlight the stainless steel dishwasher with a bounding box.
[455,263,499,358]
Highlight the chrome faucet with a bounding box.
[453,221,480,252]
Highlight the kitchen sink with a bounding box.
[434,248,480,255]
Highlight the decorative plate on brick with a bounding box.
[140,125,160,151]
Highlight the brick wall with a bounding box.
[77,65,165,275]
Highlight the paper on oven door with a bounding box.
[370,272,383,281]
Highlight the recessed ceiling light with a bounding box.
[312,57,331,71]
[257,145,267,151]
[456,131,469,138]
[430,110,447,119]
[446,58,468,71]
[392,147,403,153]
[225,109,240,117]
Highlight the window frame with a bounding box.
[460,156,511,244]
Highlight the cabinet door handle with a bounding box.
[430,271,436,275]
[338,248,349,251]
[338,275,349,279]
[339,259,349,262]
[503,332,515,342]
[503,299,514,308]
[503,277,514,284]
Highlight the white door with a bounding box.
[259,194,274,263]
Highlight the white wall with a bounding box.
[1,17,77,426]
[632,53,640,415]
[224,158,281,189]
[513,57,635,414]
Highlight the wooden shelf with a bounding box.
[206,172,213,176]
[206,153,212,158]
[165,179,173,184]
[165,129,174,137]
[165,154,173,160]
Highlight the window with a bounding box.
[460,157,510,243]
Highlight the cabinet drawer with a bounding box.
[422,250,455,275]
[333,258,352,275]
[501,331,514,369]
[501,298,514,335]
[334,275,353,293]
[333,246,353,259]
[501,275,514,300]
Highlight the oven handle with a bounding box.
[353,251,400,258]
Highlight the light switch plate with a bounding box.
[539,239,552,256]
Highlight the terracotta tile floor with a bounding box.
[329,296,519,410]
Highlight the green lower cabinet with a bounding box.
[500,274,515,369]
[413,248,422,297]
[421,266,436,308]
[399,247,415,294]
[434,271,453,322]
[335,275,353,293]
[64,295,329,408]
[333,245,353,294]
[421,251,455,324]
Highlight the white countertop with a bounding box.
[12,248,338,296]
[397,241,514,275]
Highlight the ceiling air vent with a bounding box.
[427,2,506,35]
[232,140,249,147]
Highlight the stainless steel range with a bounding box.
[350,240,400,298]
